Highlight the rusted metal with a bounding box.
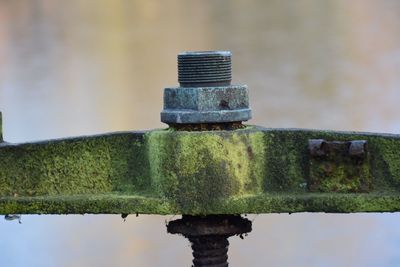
[161,51,252,125]
[349,140,367,158]
[308,139,368,158]
[2,50,400,266]
[178,51,232,87]
[169,121,245,131]
[167,215,251,267]
[308,139,371,193]
[4,214,21,224]
[308,139,326,157]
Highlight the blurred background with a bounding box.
[1,0,400,266]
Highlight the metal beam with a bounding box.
[1,122,400,215]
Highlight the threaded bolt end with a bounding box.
[190,236,229,267]
[178,51,232,87]
[167,215,251,267]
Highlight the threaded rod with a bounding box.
[178,51,232,87]
[190,236,229,267]
[167,215,251,267]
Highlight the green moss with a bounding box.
[0,133,151,197]
[261,129,400,193]
[0,194,175,215]
[263,130,308,192]
[371,137,400,189]
[107,134,151,193]
[1,127,400,215]
[146,127,265,213]
[219,192,400,214]
[307,142,372,193]
[0,192,399,215]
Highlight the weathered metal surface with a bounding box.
[169,122,245,131]
[178,51,232,87]
[308,139,372,193]
[4,214,21,223]
[0,131,150,196]
[1,126,400,215]
[167,215,251,267]
[161,86,251,124]
[349,140,367,157]
[161,51,252,124]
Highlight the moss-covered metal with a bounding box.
[0,132,151,196]
[147,127,265,214]
[308,140,372,193]
[1,125,400,215]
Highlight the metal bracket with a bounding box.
[308,139,371,193]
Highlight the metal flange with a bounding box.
[161,85,251,124]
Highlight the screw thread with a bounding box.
[167,215,251,267]
[178,51,232,87]
[189,236,229,267]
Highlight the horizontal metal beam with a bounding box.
[1,119,400,215]
[0,193,399,215]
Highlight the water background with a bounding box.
[1,1,400,266]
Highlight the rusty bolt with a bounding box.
[349,140,367,158]
[178,51,232,87]
[161,51,252,125]
[308,139,326,157]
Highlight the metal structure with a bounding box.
[167,215,251,267]
[161,51,251,125]
[1,51,400,266]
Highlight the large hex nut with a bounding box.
[161,85,252,124]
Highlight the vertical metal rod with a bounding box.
[167,215,252,267]
[189,235,229,267]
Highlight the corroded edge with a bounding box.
[161,85,251,124]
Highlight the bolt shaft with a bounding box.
[167,215,251,267]
[189,236,229,267]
